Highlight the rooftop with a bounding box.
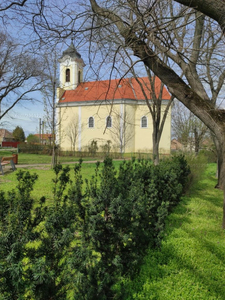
[59,77,171,103]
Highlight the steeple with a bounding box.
[61,39,81,59]
[58,39,85,90]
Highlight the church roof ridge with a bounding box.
[59,76,171,103]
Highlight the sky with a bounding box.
[1,98,44,136]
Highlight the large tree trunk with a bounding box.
[152,140,160,165]
[152,124,160,165]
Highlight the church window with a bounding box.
[141,116,147,128]
[106,116,112,128]
[66,68,70,82]
[89,117,94,128]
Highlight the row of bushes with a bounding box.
[18,143,53,155]
[0,156,190,299]
[17,142,165,160]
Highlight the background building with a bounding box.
[57,43,171,154]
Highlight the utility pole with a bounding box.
[39,118,42,143]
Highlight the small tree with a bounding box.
[100,140,111,156]
[88,140,98,156]
[13,126,25,142]
[27,134,39,144]
[109,112,134,154]
[172,101,208,153]
[0,31,43,121]
[66,116,80,154]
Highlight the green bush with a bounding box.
[18,143,53,155]
[0,156,190,299]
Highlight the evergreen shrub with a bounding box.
[0,155,190,299]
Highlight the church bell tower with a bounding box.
[58,40,85,90]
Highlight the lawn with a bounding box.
[0,160,123,201]
[0,151,101,165]
[0,149,155,165]
[120,163,225,300]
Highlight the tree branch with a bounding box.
[173,0,225,34]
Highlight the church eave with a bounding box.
[57,98,170,107]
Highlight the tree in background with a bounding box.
[26,134,39,144]
[65,115,80,154]
[109,111,134,155]
[13,126,25,142]
[88,140,98,156]
[41,51,59,167]
[135,71,173,164]
[172,101,209,154]
[0,31,43,121]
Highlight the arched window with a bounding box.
[106,116,112,128]
[66,68,70,82]
[141,116,147,128]
[89,117,94,128]
[78,70,81,84]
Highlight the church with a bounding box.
[57,42,171,154]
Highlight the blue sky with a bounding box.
[1,98,44,136]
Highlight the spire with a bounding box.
[62,39,81,59]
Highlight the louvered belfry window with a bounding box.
[66,68,70,82]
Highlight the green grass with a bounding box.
[0,150,111,164]
[0,160,123,202]
[121,163,225,300]
[0,149,155,165]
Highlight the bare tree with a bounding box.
[134,71,173,164]
[41,50,59,167]
[65,115,80,154]
[172,101,208,153]
[173,0,225,33]
[109,111,134,154]
[0,31,43,121]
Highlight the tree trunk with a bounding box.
[194,127,200,154]
[51,145,57,168]
[152,130,160,165]
[153,143,160,165]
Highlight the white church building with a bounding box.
[57,42,171,154]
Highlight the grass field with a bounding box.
[0,150,100,165]
[0,160,123,201]
[0,149,157,165]
[120,163,225,300]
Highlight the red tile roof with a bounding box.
[34,134,53,139]
[59,77,171,103]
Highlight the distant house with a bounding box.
[0,129,14,146]
[34,134,54,145]
[171,139,183,151]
